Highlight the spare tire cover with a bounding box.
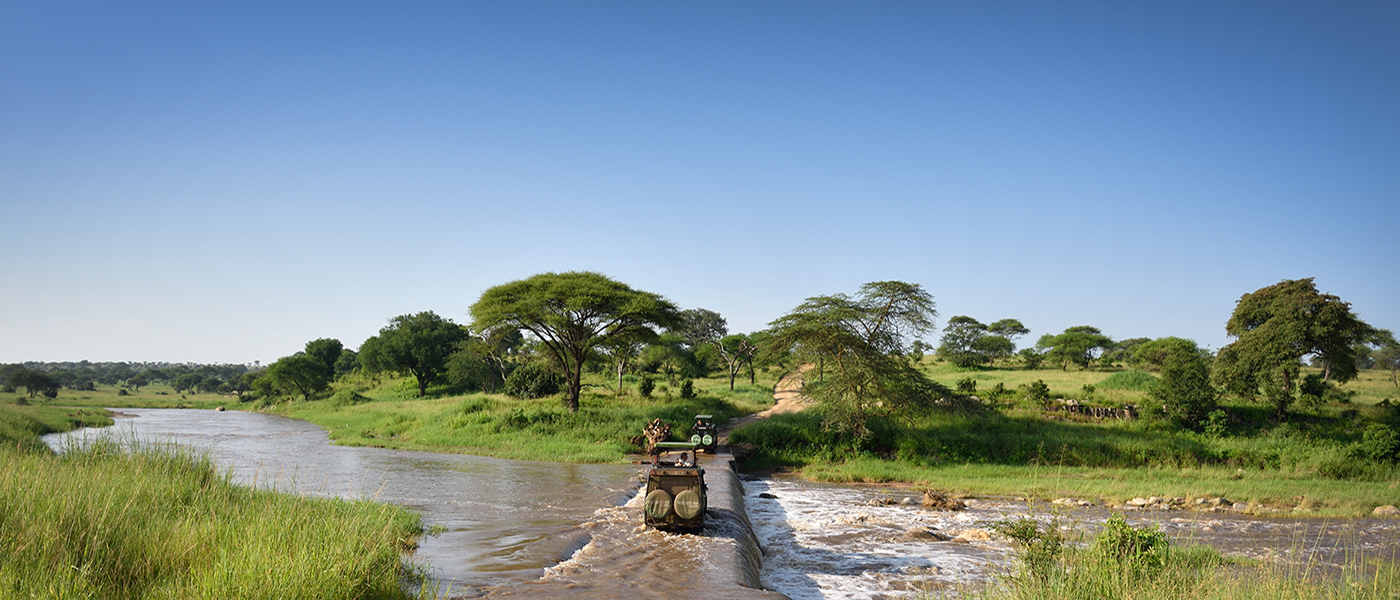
[644,489,673,520]
[702,434,714,446]
[691,434,702,444]
[673,489,703,520]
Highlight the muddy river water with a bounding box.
[44,408,1399,599]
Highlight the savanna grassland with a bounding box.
[733,360,1400,518]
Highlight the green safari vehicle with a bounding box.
[644,441,707,532]
[689,414,719,454]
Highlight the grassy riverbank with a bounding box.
[733,363,1400,518]
[271,372,779,462]
[946,515,1400,600]
[0,405,427,599]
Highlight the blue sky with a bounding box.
[2,1,1396,364]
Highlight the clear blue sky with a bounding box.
[3,1,1396,364]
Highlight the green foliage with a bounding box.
[255,354,330,401]
[0,441,423,599]
[1150,343,1217,428]
[680,378,696,399]
[638,374,656,398]
[1355,423,1400,463]
[1095,370,1159,391]
[956,377,978,394]
[1093,514,1169,578]
[1018,348,1045,370]
[1203,409,1230,437]
[1213,278,1376,419]
[504,361,563,399]
[1024,379,1051,404]
[471,271,681,412]
[1037,326,1113,370]
[769,281,943,439]
[303,338,344,379]
[324,389,371,408]
[992,514,1065,579]
[1130,337,1202,371]
[360,311,470,398]
[939,315,991,368]
[5,368,60,399]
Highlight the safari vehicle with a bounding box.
[644,441,707,532]
[689,414,718,454]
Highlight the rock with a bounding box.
[899,496,918,505]
[1149,496,1166,505]
[758,493,778,500]
[1232,502,1250,512]
[899,526,952,542]
[215,406,226,412]
[951,528,992,543]
[866,497,898,506]
[1127,497,1150,507]
[921,491,967,511]
[1373,505,1400,517]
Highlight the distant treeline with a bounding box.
[0,361,256,398]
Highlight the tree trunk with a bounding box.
[416,373,428,397]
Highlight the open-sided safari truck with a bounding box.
[645,441,708,532]
[689,414,719,454]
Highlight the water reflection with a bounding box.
[43,408,642,593]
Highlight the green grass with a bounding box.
[0,403,113,453]
[271,372,778,463]
[942,514,1400,600]
[0,435,426,600]
[1096,369,1160,391]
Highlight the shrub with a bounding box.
[1356,423,1400,463]
[1023,380,1050,404]
[1203,409,1229,438]
[638,375,656,398]
[1093,513,1169,578]
[504,363,562,399]
[679,379,696,399]
[955,377,977,394]
[992,515,1064,579]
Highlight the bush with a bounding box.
[638,375,656,398]
[1093,513,1169,578]
[1356,423,1400,464]
[1203,409,1229,438]
[956,377,977,394]
[1023,380,1050,404]
[992,515,1064,579]
[679,379,696,399]
[504,363,562,399]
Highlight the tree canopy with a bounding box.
[1211,278,1377,418]
[768,281,945,439]
[470,271,681,412]
[1036,326,1113,370]
[255,354,330,401]
[359,311,469,397]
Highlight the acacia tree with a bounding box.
[470,272,681,413]
[359,311,469,397]
[938,316,990,368]
[768,281,945,440]
[1036,326,1113,370]
[714,333,758,391]
[1211,278,1376,418]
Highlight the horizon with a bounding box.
[3,2,1397,364]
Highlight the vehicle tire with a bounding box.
[645,489,673,520]
[701,434,713,447]
[673,489,703,520]
[691,434,702,445]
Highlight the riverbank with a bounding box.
[0,404,427,599]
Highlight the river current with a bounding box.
[43,408,1400,599]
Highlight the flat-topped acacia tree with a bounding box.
[470,272,681,413]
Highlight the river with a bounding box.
[43,408,1399,599]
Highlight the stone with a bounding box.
[921,491,967,511]
[899,497,917,505]
[1232,502,1250,512]
[1127,497,1150,507]
[899,526,952,542]
[1373,505,1400,517]
[758,493,778,500]
[951,528,992,543]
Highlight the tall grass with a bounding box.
[0,437,424,599]
[947,514,1400,600]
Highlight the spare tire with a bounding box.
[691,434,702,445]
[701,434,714,447]
[644,489,673,520]
[673,489,703,520]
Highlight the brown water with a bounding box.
[43,408,645,596]
[44,409,1399,599]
